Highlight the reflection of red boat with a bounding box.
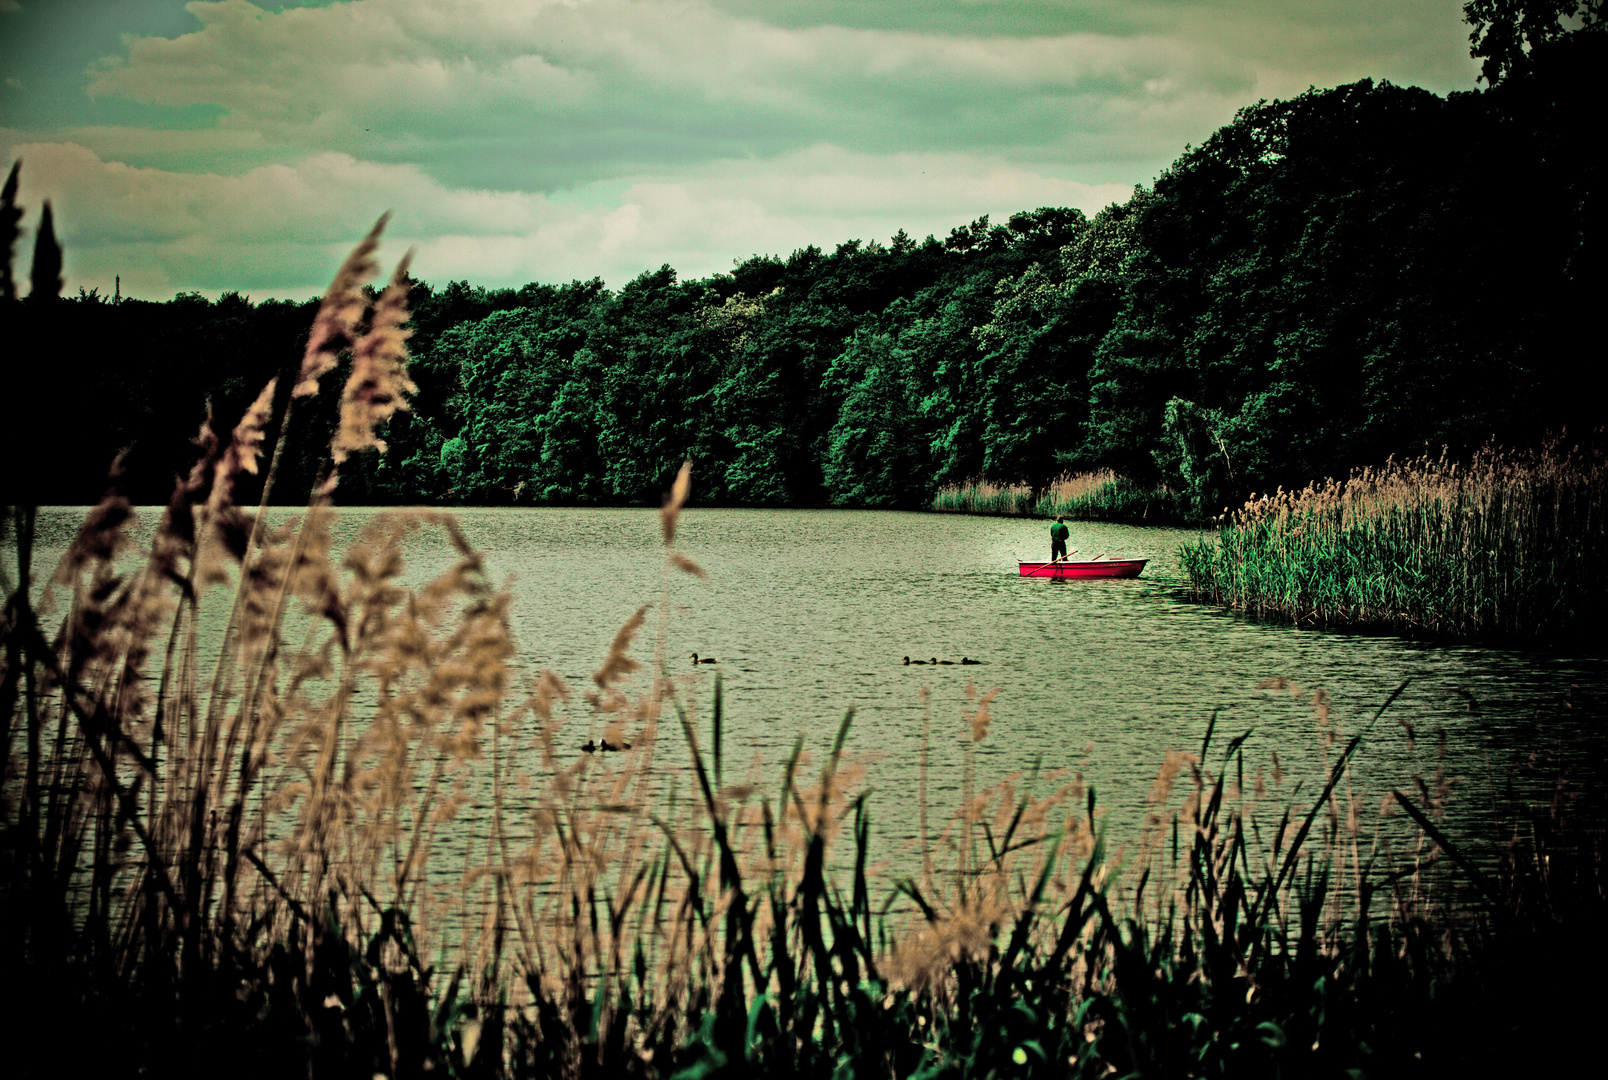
[1018,559,1147,579]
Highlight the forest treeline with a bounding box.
[3,10,1600,517]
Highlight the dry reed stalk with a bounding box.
[886,751,1083,1000]
[930,476,1036,515]
[1043,469,1120,504]
[433,461,731,1040]
[14,218,436,976]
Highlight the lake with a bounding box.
[23,504,1607,894]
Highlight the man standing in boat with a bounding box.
[1049,515,1071,562]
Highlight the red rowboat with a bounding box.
[1018,559,1147,579]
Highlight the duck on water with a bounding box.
[581,738,632,753]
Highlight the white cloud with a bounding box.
[80,0,1261,181]
[1,136,1132,298]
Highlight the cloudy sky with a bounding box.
[1,0,1481,299]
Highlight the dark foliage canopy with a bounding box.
[2,15,1600,515]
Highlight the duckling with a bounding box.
[600,738,631,752]
[960,657,982,665]
[691,652,717,664]
[903,656,928,665]
[936,658,956,665]
[581,739,598,753]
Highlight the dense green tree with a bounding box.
[396,278,608,502]
[821,330,931,506]
[974,201,1146,490]
[529,354,609,504]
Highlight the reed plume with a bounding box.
[331,253,417,467]
[294,215,386,399]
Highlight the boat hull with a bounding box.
[1018,559,1147,579]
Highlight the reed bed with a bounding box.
[4,198,1604,1078]
[931,477,1042,516]
[1178,444,1608,644]
[932,471,1178,522]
